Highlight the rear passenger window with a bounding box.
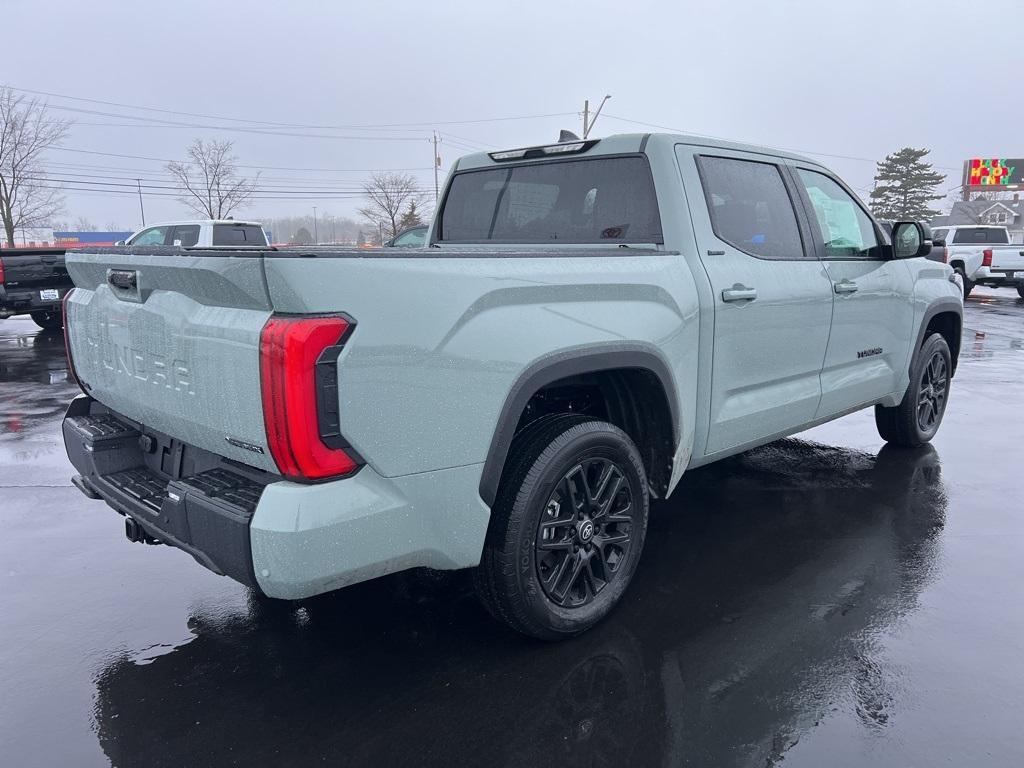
[698,156,805,259]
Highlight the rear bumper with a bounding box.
[63,396,490,599]
[0,284,69,317]
[63,397,266,587]
[972,267,1024,285]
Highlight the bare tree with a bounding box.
[357,172,428,241]
[166,139,258,219]
[74,216,98,231]
[0,87,70,246]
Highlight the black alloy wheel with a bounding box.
[474,414,650,640]
[875,332,952,448]
[917,350,948,433]
[536,458,635,609]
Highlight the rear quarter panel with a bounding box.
[263,253,700,479]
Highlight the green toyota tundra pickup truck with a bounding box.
[61,133,962,639]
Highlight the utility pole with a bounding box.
[312,206,318,244]
[582,95,612,139]
[136,179,146,226]
[432,132,441,204]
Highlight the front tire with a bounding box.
[1016,283,1024,299]
[474,415,649,640]
[875,333,952,448]
[30,310,63,330]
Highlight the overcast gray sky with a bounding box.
[5,0,1021,231]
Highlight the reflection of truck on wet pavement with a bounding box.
[87,440,947,767]
[928,225,1024,297]
[0,248,71,329]
[61,132,963,639]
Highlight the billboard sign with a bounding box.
[964,158,1023,188]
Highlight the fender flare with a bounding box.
[913,298,963,375]
[478,343,679,508]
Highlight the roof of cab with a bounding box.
[453,132,819,171]
[136,219,264,229]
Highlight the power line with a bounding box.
[600,114,963,172]
[47,146,438,173]
[44,159,437,184]
[23,181,418,201]
[7,84,574,132]
[42,105,434,141]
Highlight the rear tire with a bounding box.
[474,414,649,640]
[954,266,973,298]
[1016,283,1024,299]
[30,310,63,330]
[875,333,952,448]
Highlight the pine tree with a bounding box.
[398,200,424,231]
[869,148,946,221]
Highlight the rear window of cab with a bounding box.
[212,224,267,246]
[439,156,663,244]
[951,227,1009,245]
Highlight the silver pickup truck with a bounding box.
[61,133,962,639]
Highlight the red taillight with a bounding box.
[942,246,949,263]
[982,249,993,267]
[62,289,85,392]
[0,256,5,285]
[259,314,359,481]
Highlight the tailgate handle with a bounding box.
[108,270,138,290]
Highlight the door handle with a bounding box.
[722,284,757,302]
[833,279,858,294]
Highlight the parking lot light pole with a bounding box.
[313,206,318,244]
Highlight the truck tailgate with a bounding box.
[0,248,67,287]
[64,250,278,473]
[990,245,1024,272]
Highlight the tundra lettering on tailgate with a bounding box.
[82,332,195,395]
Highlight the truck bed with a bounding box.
[63,244,689,480]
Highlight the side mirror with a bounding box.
[114,240,125,246]
[892,221,931,259]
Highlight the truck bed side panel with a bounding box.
[263,253,699,479]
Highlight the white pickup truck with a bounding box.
[930,225,1024,298]
[120,220,269,249]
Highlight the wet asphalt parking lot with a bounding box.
[2,287,1023,767]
